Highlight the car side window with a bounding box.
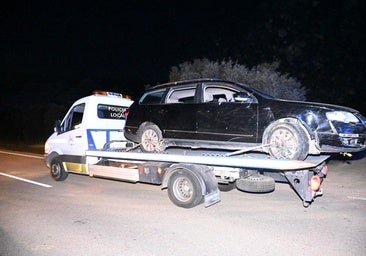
[204,87,237,103]
[140,89,165,105]
[166,87,196,104]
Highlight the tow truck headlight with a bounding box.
[326,111,359,123]
[44,140,50,154]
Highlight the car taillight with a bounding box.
[124,108,130,118]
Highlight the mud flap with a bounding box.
[204,189,221,207]
[284,170,322,207]
[199,166,221,207]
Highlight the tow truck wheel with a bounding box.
[50,158,68,181]
[167,171,203,208]
[267,123,309,160]
[139,124,165,152]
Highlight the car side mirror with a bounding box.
[234,92,253,103]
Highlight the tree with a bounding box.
[169,58,306,100]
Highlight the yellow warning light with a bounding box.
[92,90,131,99]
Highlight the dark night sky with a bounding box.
[1,1,365,112]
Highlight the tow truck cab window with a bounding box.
[62,103,85,132]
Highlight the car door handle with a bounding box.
[75,135,82,138]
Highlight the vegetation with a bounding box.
[169,59,306,101]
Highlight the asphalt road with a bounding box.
[0,150,365,256]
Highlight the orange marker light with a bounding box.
[310,175,321,191]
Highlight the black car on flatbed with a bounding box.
[124,79,366,160]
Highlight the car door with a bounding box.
[158,85,198,139]
[197,84,258,143]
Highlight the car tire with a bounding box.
[138,123,165,152]
[267,122,309,160]
[236,174,275,193]
[50,158,68,181]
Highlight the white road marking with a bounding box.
[0,150,43,159]
[347,196,366,201]
[0,172,52,188]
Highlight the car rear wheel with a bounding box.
[267,123,309,160]
[139,123,165,152]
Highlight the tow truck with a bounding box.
[44,91,329,208]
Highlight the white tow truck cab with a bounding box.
[44,90,133,174]
[44,91,330,209]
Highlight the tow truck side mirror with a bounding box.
[54,120,62,134]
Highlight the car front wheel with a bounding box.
[267,123,309,160]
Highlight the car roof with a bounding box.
[147,78,235,91]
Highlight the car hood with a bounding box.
[272,98,359,113]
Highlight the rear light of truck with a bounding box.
[310,175,321,191]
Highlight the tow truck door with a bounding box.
[56,103,87,164]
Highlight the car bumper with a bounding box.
[318,132,366,153]
[124,126,139,143]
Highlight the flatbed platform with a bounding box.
[86,148,330,171]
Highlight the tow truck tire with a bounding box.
[167,171,203,208]
[50,158,68,181]
[236,174,275,193]
[138,123,165,152]
[267,122,309,160]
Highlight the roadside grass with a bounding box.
[0,142,44,155]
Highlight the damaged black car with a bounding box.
[124,79,366,160]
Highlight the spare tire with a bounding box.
[236,174,275,193]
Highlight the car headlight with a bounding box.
[326,111,359,123]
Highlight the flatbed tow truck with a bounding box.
[44,90,329,208]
